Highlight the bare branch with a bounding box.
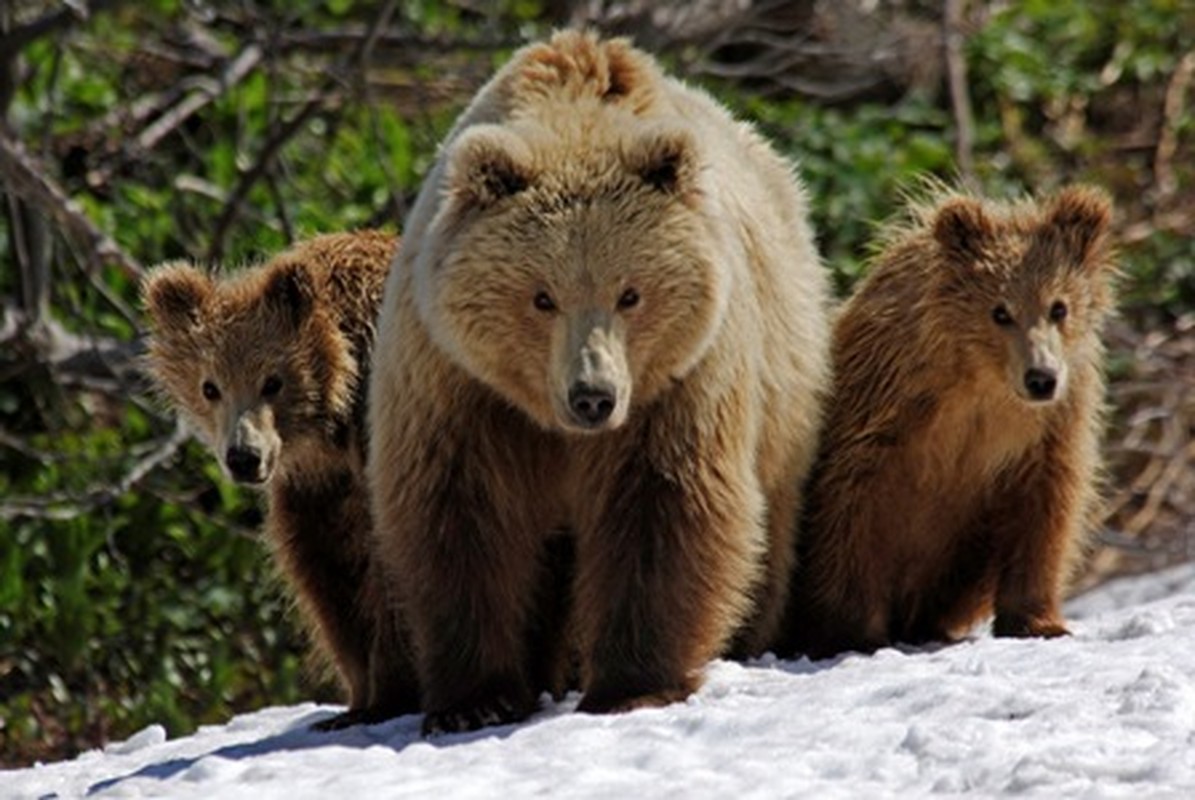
[1154,50,1195,202]
[0,130,142,280]
[205,92,332,262]
[355,0,399,68]
[0,300,144,388]
[0,418,191,522]
[0,0,125,55]
[137,44,263,155]
[273,27,521,58]
[204,0,403,261]
[943,0,975,184]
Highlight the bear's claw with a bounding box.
[993,613,1071,639]
[311,705,402,732]
[421,694,535,737]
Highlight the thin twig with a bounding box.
[0,419,192,522]
[943,0,975,184]
[205,92,332,262]
[0,130,142,280]
[359,0,408,227]
[1154,50,1195,201]
[355,0,399,68]
[204,0,399,262]
[137,44,263,154]
[0,0,124,55]
[274,27,521,57]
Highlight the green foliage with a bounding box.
[735,93,954,292]
[970,0,1195,311]
[0,381,310,760]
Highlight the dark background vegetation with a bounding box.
[2,0,1193,768]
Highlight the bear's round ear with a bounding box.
[1044,184,1112,267]
[142,262,211,329]
[624,127,698,195]
[264,260,316,325]
[446,125,535,210]
[933,197,994,266]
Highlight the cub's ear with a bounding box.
[264,260,316,325]
[624,127,698,195]
[932,197,995,265]
[142,262,211,329]
[1045,184,1112,264]
[446,125,535,210]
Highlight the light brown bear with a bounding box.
[783,185,1117,659]
[367,30,830,735]
[142,230,419,729]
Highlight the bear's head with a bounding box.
[930,185,1116,405]
[412,119,731,434]
[142,258,355,484]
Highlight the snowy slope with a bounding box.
[9,563,1195,799]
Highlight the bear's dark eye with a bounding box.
[1049,300,1068,323]
[617,287,640,310]
[992,305,1014,327]
[533,291,556,313]
[262,376,283,398]
[202,381,221,402]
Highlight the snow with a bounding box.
[8,563,1195,799]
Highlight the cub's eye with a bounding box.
[992,305,1014,327]
[533,291,557,313]
[202,381,221,402]
[1049,300,1068,322]
[262,376,283,398]
[617,287,640,310]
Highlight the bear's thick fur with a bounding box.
[142,231,418,728]
[783,185,1117,659]
[367,31,830,734]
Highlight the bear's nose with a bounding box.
[1023,368,1058,401]
[225,446,263,482]
[568,382,616,427]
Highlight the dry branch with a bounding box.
[273,27,522,57]
[205,91,334,263]
[137,44,263,154]
[204,0,399,261]
[0,130,142,280]
[1095,317,1195,580]
[1154,50,1195,201]
[0,0,124,55]
[0,418,191,522]
[943,0,975,183]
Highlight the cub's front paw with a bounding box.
[993,613,1070,639]
[576,678,696,715]
[311,706,402,732]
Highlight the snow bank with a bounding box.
[9,563,1195,799]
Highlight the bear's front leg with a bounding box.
[373,408,550,735]
[269,474,379,720]
[574,441,764,714]
[408,491,545,736]
[991,456,1081,640]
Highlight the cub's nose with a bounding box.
[1023,368,1058,401]
[225,446,263,483]
[568,382,616,428]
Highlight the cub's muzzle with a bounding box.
[1023,367,1058,402]
[225,445,266,484]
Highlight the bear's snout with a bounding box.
[1023,367,1058,402]
[568,381,617,428]
[225,445,265,484]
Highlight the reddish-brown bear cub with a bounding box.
[784,185,1117,659]
[142,231,418,728]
